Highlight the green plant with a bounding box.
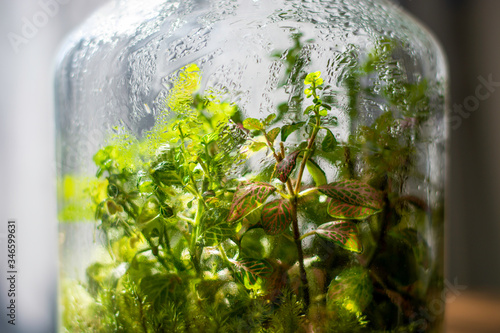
[60,36,443,332]
[231,69,384,308]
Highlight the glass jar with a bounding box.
[55,0,447,331]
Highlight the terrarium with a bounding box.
[55,0,447,331]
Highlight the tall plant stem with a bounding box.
[290,114,320,308]
[267,136,310,307]
[189,197,204,276]
[294,114,321,194]
[282,115,320,308]
[284,171,309,307]
[290,198,309,307]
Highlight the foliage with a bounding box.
[60,35,443,332]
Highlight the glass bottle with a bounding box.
[55,0,447,331]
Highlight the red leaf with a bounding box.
[230,258,273,285]
[315,221,363,253]
[276,151,301,183]
[261,199,293,235]
[326,198,380,220]
[267,127,280,145]
[227,182,276,223]
[318,180,383,219]
[318,180,383,209]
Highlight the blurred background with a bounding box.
[0,0,499,332]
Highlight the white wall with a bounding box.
[0,1,110,332]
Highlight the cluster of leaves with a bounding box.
[61,36,442,332]
[235,71,383,255]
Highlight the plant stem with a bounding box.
[217,244,231,265]
[294,114,321,194]
[299,230,316,241]
[288,114,321,308]
[285,179,295,199]
[284,177,309,306]
[269,135,310,307]
[290,114,321,308]
[190,197,204,276]
[290,198,310,307]
[179,123,206,276]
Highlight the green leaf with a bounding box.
[138,179,154,194]
[203,223,234,246]
[86,262,117,292]
[277,103,289,119]
[200,208,234,246]
[264,114,276,125]
[304,105,315,115]
[297,140,309,151]
[240,228,271,259]
[315,221,363,253]
[326,198,381,220]
[267,127,281,145]
[138,197,161,225]
[276,151,301,183]
[230,258,272,285]
[372,232,419,286]
[227,182,277,223]
[319,108,328,116]
[327,266,373,312]
[140,274,182,309]
[93,145,118,169]
[389,228,431,269]
[319,180,383,211]
[281,122,306,142]
[321,128,338,152]
[243,118,263,131]
[150,161,183,185]
[306,159,327,186]
[261,199,293,235]
[201,132,219,144]
[249,141,267,152]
